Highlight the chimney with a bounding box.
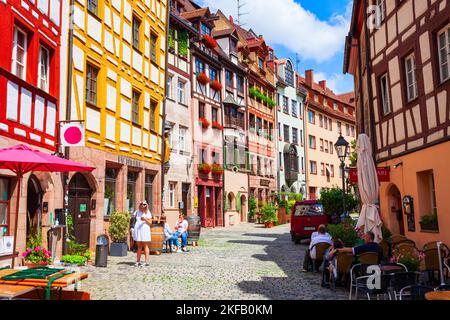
[305,69,313,88]
[319,80,327,89]
[229,15,233,23]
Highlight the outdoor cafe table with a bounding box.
[0,268,88,300]
[425,291,450,301]
[0,284,37,300]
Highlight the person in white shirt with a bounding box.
[301,225,333,272]
[174,213,189,252]
[132,201,153,267]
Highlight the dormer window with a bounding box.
[230,38,237,53]
[201,23,211,36]
[258,57,264,70]
[285,61,294,87]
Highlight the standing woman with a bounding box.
[132,201,152,267]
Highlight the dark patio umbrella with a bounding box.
[0,144,95,267]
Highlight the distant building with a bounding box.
[344,0,450,247]
[299,70,356,200]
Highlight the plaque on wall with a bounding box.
[260,179,270,187]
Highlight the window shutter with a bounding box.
[224,192,229,211]
[236,192,241,211]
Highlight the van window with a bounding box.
[294,204,324,217]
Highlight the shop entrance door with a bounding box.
[68,173,92,246]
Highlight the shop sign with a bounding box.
[194,197,198,208]
[260,179,270,187]
[349,167,390,184]
[118,156,143,168]
[80,204,87,213]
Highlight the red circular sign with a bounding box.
[64,126,82,144]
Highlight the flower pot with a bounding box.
[25,261,48,268]
[264,222,274,228]
[109,242,128,257]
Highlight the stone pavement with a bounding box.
[79,223,348,300]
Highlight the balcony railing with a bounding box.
[224,116,244,129]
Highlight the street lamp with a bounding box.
[334,134,350,218]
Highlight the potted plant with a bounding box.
[199,117,210,129]
[197,72,209,85]
[108,211,131,257]
[211,164,224,175]
[419,213,439,231]
[22,247,52,268]
[248,197,257,223]
[261,204,278,228]
[202,34,217,49]
[390,249,424,272]
[198,163,212,174]
[210,79,222,91]
[60,254,88,266]
[212,121,223,130]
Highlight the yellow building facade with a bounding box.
[63,0,167,249]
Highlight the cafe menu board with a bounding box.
[0,236,13,255]
[407,214,416,232]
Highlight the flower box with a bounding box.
[210,80,222,91]
[211,164,224,175]
[212,121,223,130]
[199,117,210,129]
[202,34,217,49]
[197,72,210,85]
[198,163,212,174]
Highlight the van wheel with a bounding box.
[294,238,301,245]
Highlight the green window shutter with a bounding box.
[224,145,228,169]
[236,192,241,211]
[224,192,229,211]
[245,151,250,170]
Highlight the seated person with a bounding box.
[321,239,344,287]
[301,225,333,272]
[173,213,189,252]
[164,222,180,252]
[337,231,384,263]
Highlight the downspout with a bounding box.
[356,36,366,134]
[160,2,171,217]
[363,0,377,160]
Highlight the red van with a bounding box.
[290,200,330,244]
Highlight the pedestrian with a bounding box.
[132,201,153,266]
[174,213,189,252]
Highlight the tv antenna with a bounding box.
[295,53,301,72]
[237,0,248,26]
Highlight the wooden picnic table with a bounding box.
[0,268,88,288]
[425,291,450,301]
[0,284,36,300]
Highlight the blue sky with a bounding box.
[197,0,354,94]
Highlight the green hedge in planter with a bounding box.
[60,255,87,266]
[261,204,278,224]
[108,212,131,243]
[249,197,257,220]
[327,219,359,247]
[420,213,439,230]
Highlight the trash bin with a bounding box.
[95,235,109,267]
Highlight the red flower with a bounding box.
[198,163,212,174]
[202,34,217,49]
[210,80,222,91]
[199,117,210,129]
[212,164,224,175]
[197,72,210,85]
[212,121,223,130]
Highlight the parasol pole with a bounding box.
[437,241,445,286]
[11,172,23,268]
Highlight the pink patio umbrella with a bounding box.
[0,144,95,267]
[355,134,383,243]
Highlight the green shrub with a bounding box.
[261,204,278,224]
[26,231,42,249]
[249,197,257,219]
[327,219,359,247]
[382,225,392,241]
[319,187,358,216]
[420,213,439,230]
[60,255,87,266]
[108,211,131,243]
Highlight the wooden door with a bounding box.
[68,173,92,246]
[205,187,213,227]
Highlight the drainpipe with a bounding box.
[356,36,366,134]
[160,2,171,217]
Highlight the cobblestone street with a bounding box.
[80,223,347,300]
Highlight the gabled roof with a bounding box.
[179,7,210,20]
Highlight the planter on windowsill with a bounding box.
[212,121,223,130]
[202,34,217,49]
[198,163,212,174]
[419,223,439,233]
[211,164,224,176]
[197,72,210,85]
[210,80,222,91]
[199,117,210,129]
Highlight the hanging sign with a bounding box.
[60,121,85,147]
[349,167,390,183]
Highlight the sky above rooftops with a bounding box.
[196,0,354,94]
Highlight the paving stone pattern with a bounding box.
[80,223,348,300]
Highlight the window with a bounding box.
[283,96,289,113]
[195,60,205,74]
[225,70,233,88]
[38,46,50,92]
[334,102,338,111]
[337,121,342,134]
[291,100,297,117]
[405,53,418,101]
[320,139,324,152]
[132,90,140,124]
[150,101,157,131]
[330,142,334,154]
[351,126,355,137]
[87,0,98,16]
[209,68,218,81]
[346,124,350,136]
[258,57,264,69]
[309,135,316,149]
[0,178,10,235]
[132,16,141,50]
[292,128,298,144]
[319,114,323,127]
[310,161,317,175]
[150,33,157,63]
[230,38,238,53]
[285,62,294,86]
[179,126,187,152]
[256,117,262,135]
[380,73,391,115]
[212,107,218,123]
[169,182,176,208]
[199,147,207,164]
[376,0,385,23]
[249,114,255,131]
[329,118,332,131]
[211,150,220,164]
[300,129,304,145]
[308,111,315,124]
[237,76,244,94]
[284,125,290,143]
[86,64,99,105]
[167,75,173,99]
[320,163,325,176]
[269,122,273,141]
[438,27,450,83]
[127,171,138,213]
[417,170,439,230]
[324,140,329,153]
[177,80,185,104]
[145,174,154,212]
[330,165,335,177]
[323,97,327,107]
[324,117,328,130]
[12,26,27,80]
[198,102,205,118]
[201,23,211,36]
[104,168,117,216]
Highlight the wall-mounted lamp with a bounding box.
[393,162,403,169]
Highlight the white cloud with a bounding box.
[313,71,354,94]
[197,0,351,63]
